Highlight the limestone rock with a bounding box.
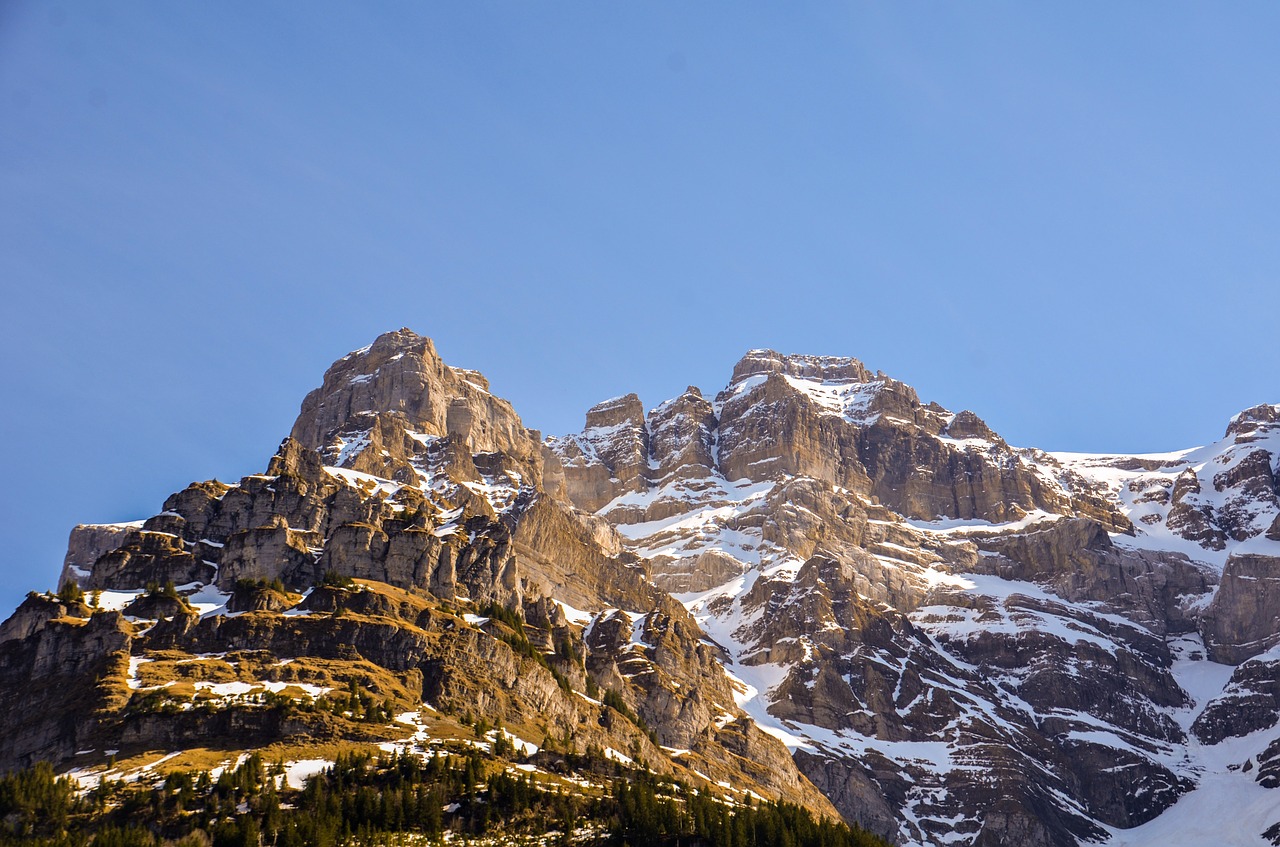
[545,394,651,512]
[1193,649,1280,744]
[85,531,215,590]
[0,593,90,644]
[649,549,744,593]
[1227,403,1280,440]
[943,409,997,441]
[0,612,132,770]
[290,329,546,487]
[971,518,1214,633]
[1203,554,1280,663]
[218,522,321,590]
[1166,469,1228,550]
[646,387,718,482]
[59,523,137,590]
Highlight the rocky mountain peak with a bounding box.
[289,328,545,486]
[942,409,999,441]
[647,387,717,482]
[367,326,437,361]
[583,393,646,430]
[1227,402,1280,440]
[729,348,875,386]
[11,328,1280,847]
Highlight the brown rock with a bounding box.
[646,387,718,482]
[1166,469,1228,550]
[290,329,546,486]
[972,518,1214,633]
[59,523,138,590]
[1203,553,1280,663]
[86,531,215,590]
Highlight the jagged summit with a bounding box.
[292,328,534,458]
[5,329,840,834]
[534,337,1279,844]
[1227,402,1280,439]
[5,328,1280,847]
[729,348,877,385]
[288,329,549,495]
[551,344,1126,531]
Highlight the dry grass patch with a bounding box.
[135,656,238,687]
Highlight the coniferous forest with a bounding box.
[0,749,890,847]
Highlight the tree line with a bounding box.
[0,747,890,847]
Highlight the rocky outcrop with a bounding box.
[290,329,547,487]
[1162,409,1280,550]
[218,518,321,590]
[0,593,92,644]
[59,523,138,590]
[0,612,132,769]
[714,370,875,493]
[507,494,651,614]
[1203,554,1280,663]
[1213,450,1278,527]
[943,410,997,441]
[12,329,1280,847]
[225,581,293,613]
[1228,404,1280,440]
[1193,648,1280,744]
[545,394,650,513]
[792,750,901,841]
[647,388,717,482]
[970,518,1214,633]
[83,530,216,590]
[649,549,744,593]
[1164,470,1223,550]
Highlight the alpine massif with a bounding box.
[3,328,1279,846]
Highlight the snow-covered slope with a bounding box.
[552,355,1280,846]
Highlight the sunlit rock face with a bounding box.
[8,331,1280,847]
[549,348,1278,846]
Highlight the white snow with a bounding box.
[283,759,332,789]
[190,680,330,699]
[125,655,152,690]
[96,590,146,612]
[1104,727,1280,846]
[904,510,1063,536]
[1051,426,1280,572]
[780,374,885,425]
[186,584,230,617]
[324,466,403,497]
[553,598,595,627]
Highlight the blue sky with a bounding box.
[2,3,1278,611]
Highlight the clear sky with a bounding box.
[2,3,1278,612]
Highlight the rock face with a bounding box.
[547,348,1280,846]
[0,331,838,829]
[290,329,550,492]
[0,611,132,768]
[544,394,651,512]
[968,517,1214,634]
[1203,554,1280,663]
[6,332,1280,847]
[1192,646,1280,745]
[549,349,1132,533]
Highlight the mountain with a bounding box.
[3,328,1279,846]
